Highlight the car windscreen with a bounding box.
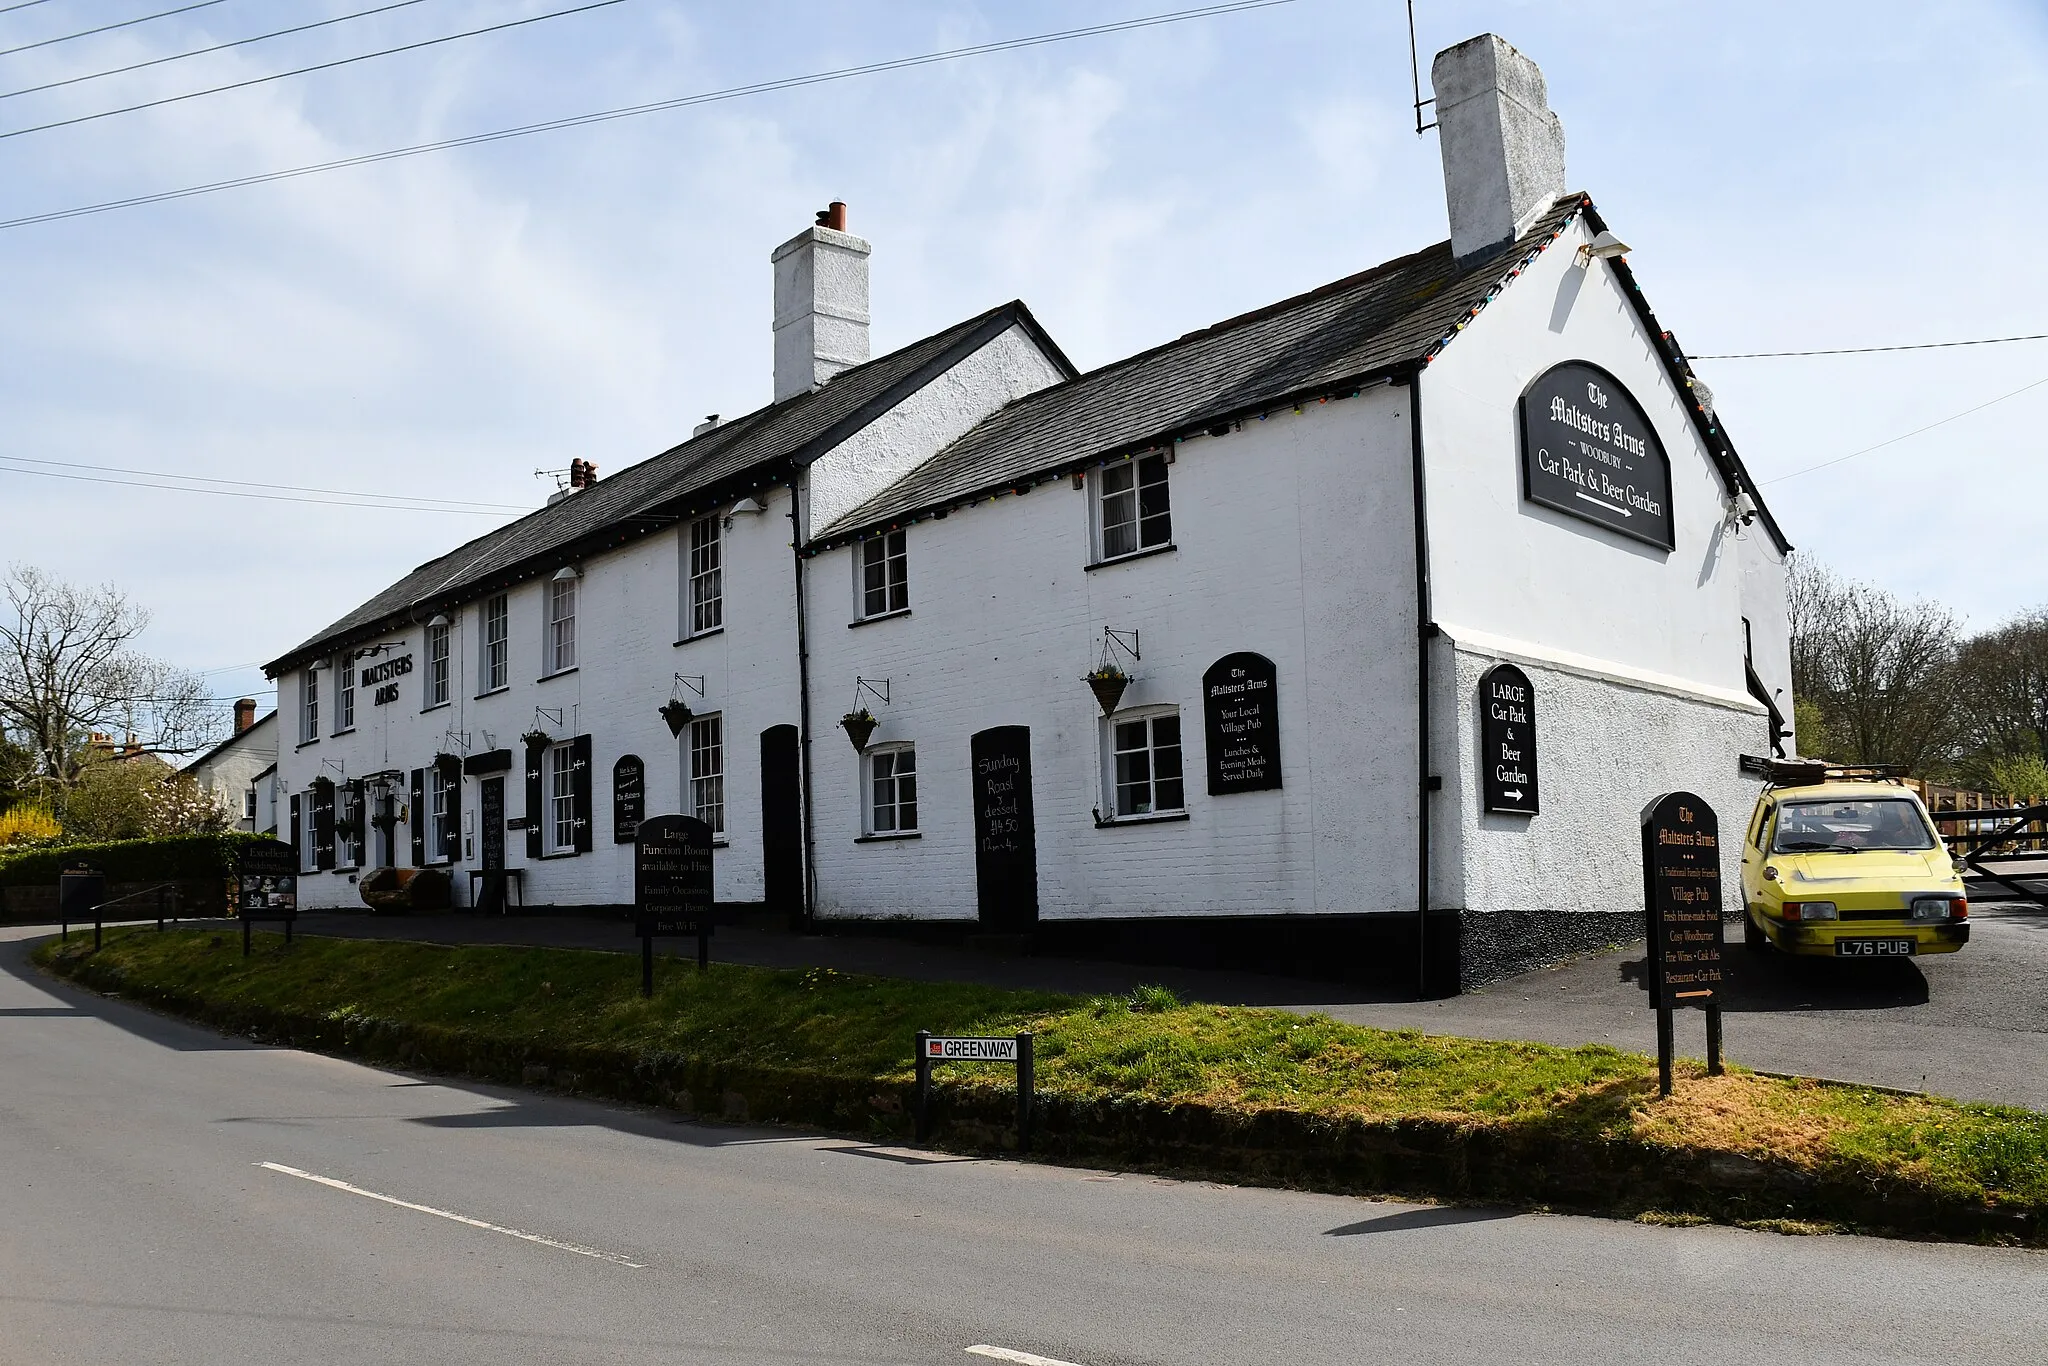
[1771,798,1938,853]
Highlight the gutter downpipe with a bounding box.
[788,479,818,929]
[1400,363,1439,999]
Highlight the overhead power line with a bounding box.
[0,0,436,103]
[0,0,629,140]
[1694,333,2048,360]
[0,0,1294,230]
[0,0,224,59]
[1760,373,2048,486]
[0,452,527,510]
[0,458,529,516]
[0,0,66,14]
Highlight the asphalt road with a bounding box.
[4,926,2045,1366]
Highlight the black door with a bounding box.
[971,726,1038,931]
[374,791,396,869]
[760,725,802,919]
[478,776,506,914]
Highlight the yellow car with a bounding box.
[1739,767,1969,958]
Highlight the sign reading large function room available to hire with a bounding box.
[1519,361,1674,550]
[1480,663,1538,815]
[1203,652,1281,795]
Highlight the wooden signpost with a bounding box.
[634,814,714,995]
[913,1030,1036,1151]
[235,838,300,958]
[1641,791,1726,1095]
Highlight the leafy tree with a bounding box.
[1952,610,2048,790]
[59,750,227,842]
[0,565,219,807]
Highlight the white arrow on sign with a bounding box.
[1575,491,1629,516]
[1502,789,1524,801]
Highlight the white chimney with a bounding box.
[771,201,871,403]
[1431,35,1566,262]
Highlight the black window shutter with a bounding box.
[443,768,462,862]
[313,779,336,871]
[571,734,593,854]
[345,780,365,865]
[409,768,425,867]
[524,741,545,859]
[289,794,302,857]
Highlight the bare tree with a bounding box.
[0,565,219,803]
[1788,557,1961,774]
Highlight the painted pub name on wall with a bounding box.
[360,653,413,705]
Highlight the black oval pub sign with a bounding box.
[1480,663,1538,816]
[1518,361,1673,550]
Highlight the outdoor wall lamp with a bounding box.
[1576,231,1631,267]
[427,613,451,629]
[552,565,580,582]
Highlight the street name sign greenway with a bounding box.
[1519,361,1673,550]
[1641,791,1727,1094]
[914,1030,1035,1150]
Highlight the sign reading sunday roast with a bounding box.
[1203,652,1281,795]
[1519,361,1673,550]
[1479,663,1538,815]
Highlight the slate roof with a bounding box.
[814,195,1787,553]
[267,300,1069,676]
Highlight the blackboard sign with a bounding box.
[612,754,645,844]
[236,839,300,917]
[1480,663,1538,815]
[1520,361,1673,550]
[1642,792,1725,1007]
[1202,652,1281,795]
[971,726,1038,931]
[635,814,713,929]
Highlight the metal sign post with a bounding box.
[234,839,300,958]
[1642,791,1727,1095]
[913,1030,1037,1152]
[634,814,715,997]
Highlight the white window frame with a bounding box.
[857,529,909,619]
[301,792,320,872]
[546,742,577,853]
[685,515,723,638]
[547,574,578,675]
[688,713,725,835]
[425,620,451,708]
[335,656,355,733]
[299,668,319,744]
[863,742,918,836]
[1092,451,1173,563]
[428,767,452,864]
[1105,706,1185,819]
[481,593,509,693]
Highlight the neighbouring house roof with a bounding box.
[182,710,277,777]
[813,195,1788,554]
[266,300,1073,677]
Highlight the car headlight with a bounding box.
[1783,901,1837,922]
[1912,896,1966,921]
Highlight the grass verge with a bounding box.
[36,927,2048,1246]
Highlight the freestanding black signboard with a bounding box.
[970,726,1038,931]
[612,755,645,844]
[236,838,300,958]
[1519,361,1674,551]
[634,813,714,993]
[57,867,105,946]
[1480,663,1539,815]
[1202,652,1282,795]
[1641,791,1726,1095]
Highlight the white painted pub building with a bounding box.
[266,35,1794,991]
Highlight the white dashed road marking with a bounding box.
[966,1347,1090,1366]
[256,1161,645,1267]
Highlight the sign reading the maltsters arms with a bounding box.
[1518,361,1673,550]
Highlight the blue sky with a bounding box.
[2,0,2044,724]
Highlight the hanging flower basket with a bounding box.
[520,729,552,748]
[659,698,694,738]
[1085,666,1129,717]
[840,708,879,752]
[334,817,363,842]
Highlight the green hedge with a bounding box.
[0,832,268,887]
